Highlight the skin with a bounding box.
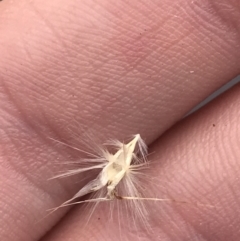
[0,0,240,240]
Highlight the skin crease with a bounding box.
[0,0,240,240]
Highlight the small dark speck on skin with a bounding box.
[98,218,100,220]
[213,124,215,127]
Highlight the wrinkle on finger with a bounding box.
[0,0,240,144]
